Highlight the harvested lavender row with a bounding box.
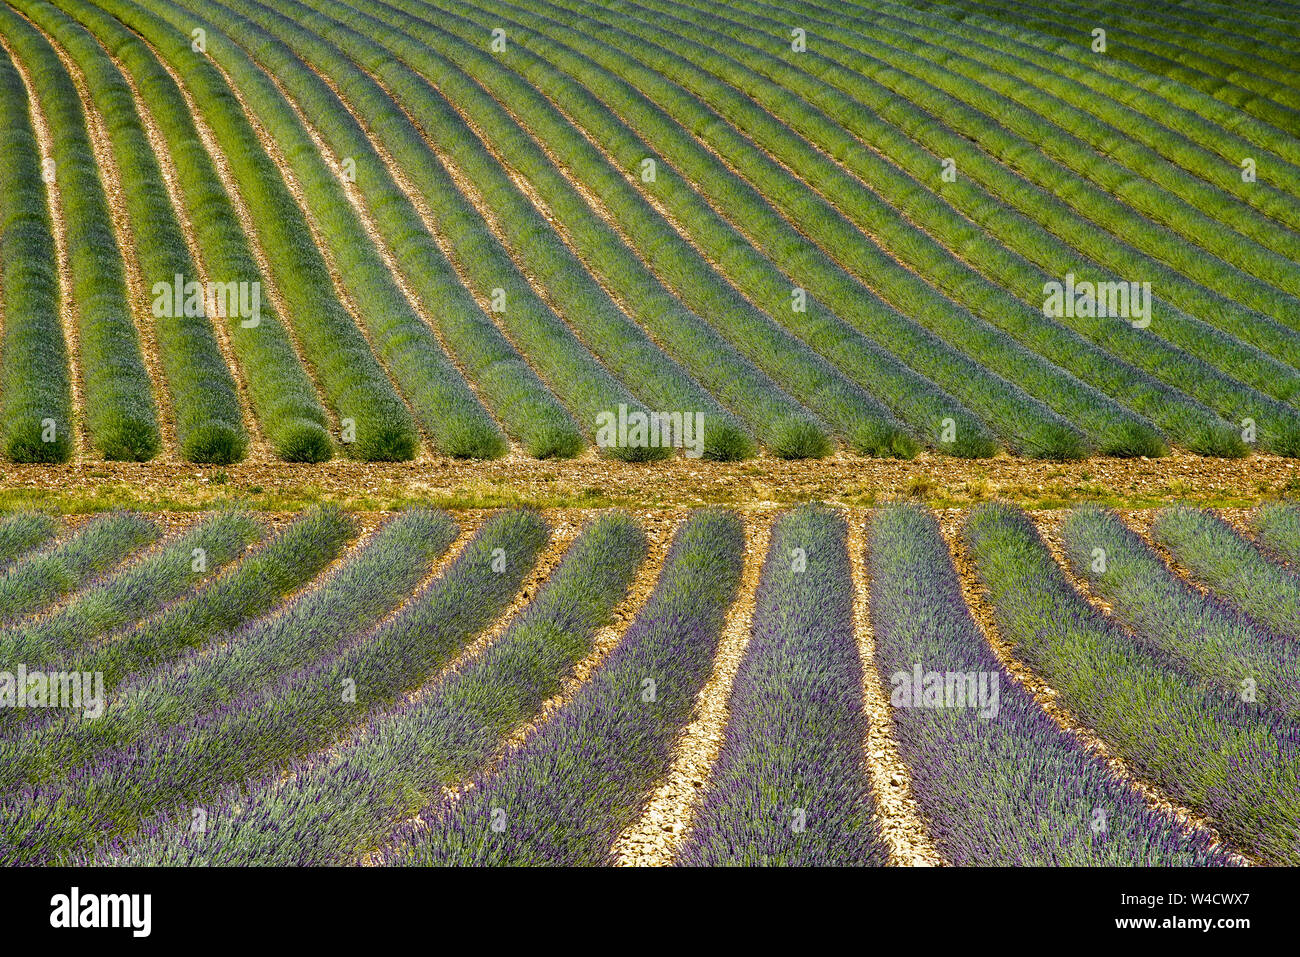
[868,503,1229,866]
[0,512,157,623]
[964,502,1300,864]
[0,511,264,668]
[0,507,449,789]
[1154,506,1300,642]
[1064,505,1300,719]
[1254,502,1300,566]
[678,505,884,865]
[104,510,645,865]
[392,508,745,866]
[0,512,59,569]
[0,509,547,864]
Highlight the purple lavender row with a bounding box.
[101,511,645,865]
[0,504,353,746]
[0,511,263,669]
[0,509,547,864]
[679,504,886,865]
[391,508,746,866]
[965,502,1300,864]
[0,507,448,791]
[0,511,157,624]
[1064,504,1300,721]
[870,503,1230,865]
[1153,505,1300,643]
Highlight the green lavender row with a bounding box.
[92,0,418,461]
[0,4,158,460]
[0,512,58,569]
[0,38,72,462]
[252,0,765,459]
[0,505,353,753]
[153,0,508,459]
[453,0,1086,458]
[618,0,1280,456]
[0,510,262,670]
[49,0,332,462]
[0,510,544,863]
[321,0,909,457]
[15,0,249,463]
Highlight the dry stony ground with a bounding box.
[1,450,1295,514]
[14,464,1285,866]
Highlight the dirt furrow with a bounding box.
[613,510,771,866]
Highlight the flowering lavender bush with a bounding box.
[1154,505,1300,642]
[0,512,157,623]
[1065,504,1300,720]
[0,509,546,864]
[965,502,1300,864]
[103,511,645,865]
[871,503,1229,865]
[679,504,886,865]
[392,508,745,865]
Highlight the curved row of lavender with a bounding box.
[869,503,1229,865]
[392,508,746,866]
[0,511,263,671]
[1254,503,1300,566]
[0,503,354,749]
[1064,504,1300,721]
[678,505,886,865]
[0,511,157,624]
[104,511,647,865]
[1154,505,1300,642]
[0,506,447,790]
[0,508,549,864]
[965,502,1300,865]
[0,510,58,570]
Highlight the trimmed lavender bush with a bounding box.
[1154,505,1300,642]
[1254,503,1300,566]
[965,502,1300,864]
[0,512,58,569]
[869,503,1230,865]
[102,511,645,865]
[1064,505,1300,720]
[0,512,157,623]
[679,504,885,865]
[0,509,546,863]
[392,508,745,866]
[0,507,450,789]
[0,511,263,668]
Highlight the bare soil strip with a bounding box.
[613,511,772,866]
[104,45,266,458]
[846,508,946,866]
[937,510,1251,865]
[130,28,339,440]
[33,18,175,457]
[1,32,86,458]
[364,511,682,865]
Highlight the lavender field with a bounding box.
[0,500,1293,867]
